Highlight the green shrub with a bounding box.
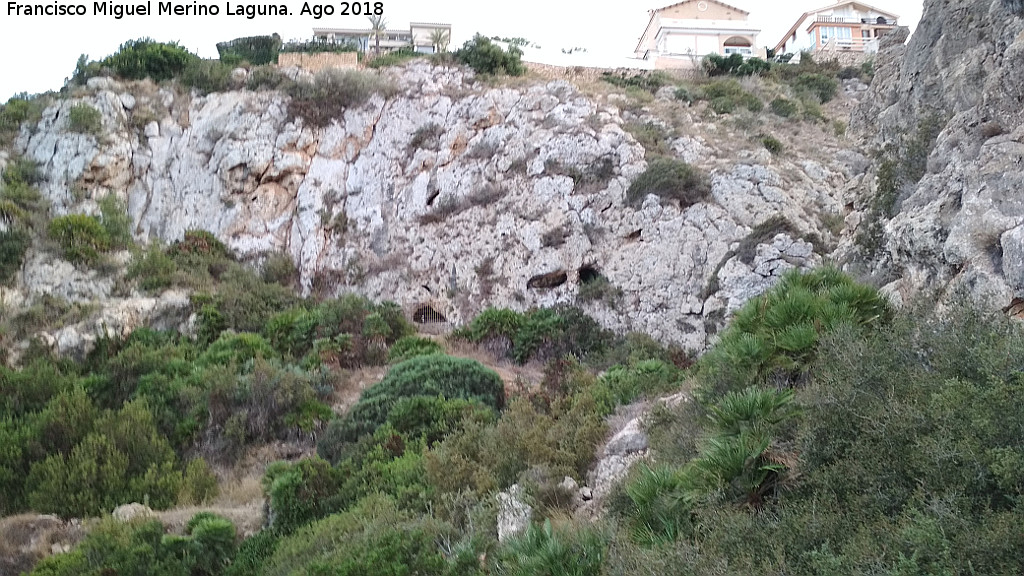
[260,494,452,576]
[455,307,523,345]
[624,121,672,157]
[261,252,297,287]
[387,335,443,363]
[761,135,784,155]
[0,228,31,284]
[25,399,182,518]
[0,96,44,134]
[127,242,176,290]
[170,229,230,259]
[180,59,234,94]
[696,266,891,400]
[792,72,839,103]
[102,38,198,81]
[263,457,348,533]
[625,157,710,209]
[616,464,693,545]
[286,69,394,127]
[179,457,219,505]
[320,354,504,455]
[770,97,798,117]
[368,47,420,68]
[216,34,282,65]
[98,194,132,249]
[386,395,492,445]
[225,530,279,576]
[67,104,101,135]
[28,513,238,576]
[2,158,42,186]
[600,71,672,93]
[592,359,682,414]
[493,519,607,576]
[48,214,111,265]
[673,86,695,103]
[425,393,605,494]
[456,34,526,76]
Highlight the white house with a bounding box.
[773,1,899,56]
[313,22,451,54]
[635,0,762,69]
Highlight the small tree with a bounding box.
[428,28,450,53]
[455,34,526,76]
[367,15,387,57]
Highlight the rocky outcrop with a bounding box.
[496,484,532,542]
[14,61,852,350]
[849,0,1024,309]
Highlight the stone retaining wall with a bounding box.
[277,52,359,72]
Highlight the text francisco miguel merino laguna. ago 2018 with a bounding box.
[7,0,297,18]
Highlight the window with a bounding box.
[819,26,852,40]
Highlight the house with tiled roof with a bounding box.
[634,0,761,69]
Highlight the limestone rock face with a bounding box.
[849,1,1024,309]
[496,484,532,542]
[16,61,849,349]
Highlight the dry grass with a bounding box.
[156,502,264,537]
[0,514,86,575]
[441,337,545,391]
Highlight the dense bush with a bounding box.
[0,96,45,135]
[216,34,282,65]
[319,354,504,455]
[456,34,526,76]
[791,72,839,103]
[260,494,453,576]
[493,519,607,576]
[47,214,111,265]
[600,71,672,93]
[387,335,443,363]
[286,69,394,127]
[98,194,132,249]
[102,38,198,81]
[67,104,101,135]
[180,59,235,94]
[625,157,710,209]
[696,266,890,399]
[590,359,683,415]
[770,97,798,117]
[0,228,31,283]
[367,47,420,69]
[28,513,236,576]
[425,393,605,494]
[700,79,763,113]
[263,457,348,533]
[761,135,784,155]
[703,53,771,77]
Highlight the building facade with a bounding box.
[313,22,451,54]
[773,1,898,56]
[634,0,761,69]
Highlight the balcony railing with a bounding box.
[817,36,881,53]
[815,15,897,25]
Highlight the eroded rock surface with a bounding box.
[14,61,853,350]
[848,1,1024,310]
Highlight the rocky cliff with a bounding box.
[850,0,1024,310]
[5,62,862,352]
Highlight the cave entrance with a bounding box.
[413,305,448,324]
[527,270,568,289]
[578,265,601,285]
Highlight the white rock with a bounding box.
[496,484,532,542]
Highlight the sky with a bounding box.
[1,0,923,101]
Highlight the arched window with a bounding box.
[723,36,753,55]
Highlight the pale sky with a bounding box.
[1,0,923,101]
